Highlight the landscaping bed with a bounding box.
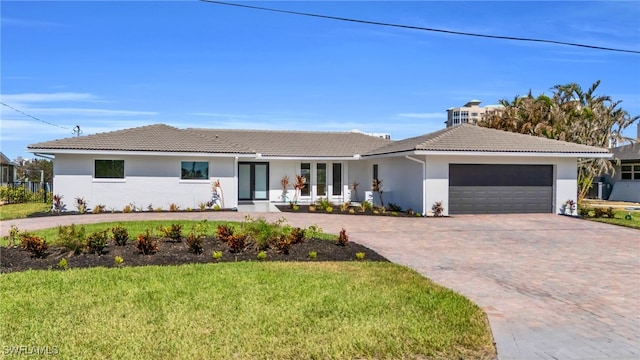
[275,204,423,217]
[1,219,387,273]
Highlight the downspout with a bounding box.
[405,155,427,216]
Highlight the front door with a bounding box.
[238,162,269,201]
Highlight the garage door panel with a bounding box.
[449,186,553,214]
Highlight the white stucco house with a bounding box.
[27,123,610,215]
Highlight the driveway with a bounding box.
[2,212,639,359]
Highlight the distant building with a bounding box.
[351,129,391,140]
[446,100,503,127]
[0,152,17,185]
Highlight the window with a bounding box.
[332,163,342,196]
[95,160,124,179]
[181,161,209,180]
[373,164,378,180]
[621,164,640,180]
[316,163,326,196]
[301,163,311,196]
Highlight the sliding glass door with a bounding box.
[238,162,269,201]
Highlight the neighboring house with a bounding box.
[445,100,503,127]
[603,142,640,203]
[27,123,610,215]
[0,152,17,186]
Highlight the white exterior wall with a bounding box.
[53,154,238,211]
[418,155,578,216]
[372,157,423,212]
[267,160,352,204]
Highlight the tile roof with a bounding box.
[189,128,391,157]
[364,124,611,155]
[611,143,640,161]
[27,124,255,154]
[27,124,391,157]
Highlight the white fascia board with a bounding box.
[25,149,255,158]
[363,150,612,159]
[256,156,360,161]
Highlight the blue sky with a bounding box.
[1,1,639,161]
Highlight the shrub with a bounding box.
[340,202,351,212]
[306,224,323,239]
[625,213,634,221]
[288,227,305,245]
[594,207,606,218]
[227,233,247,253]
[216,224,235,243]
[325,206,334,213]
[316,197,334,209]
[359,201,373,212]
[112,225,129,246]
[185,231,204,254]
[292,204,300,211]
[193,220,209,238]
[135,229,158,255]
[336,228,349,246]
[273,234,292,254]
[432,201,444,217]
[308,204,317,212]
[57,224,87,255]
[5,225,20,247]
[212,251,223,261]
[605,207,615,218]
[308,251,317,260]
[355,252,366,261]
[578,206,591,217]
[213,204,221,211]
[198,202,207,211]
[58,258,69,270]
[160,224,183,242]
[92,204,106,214]
[386,202,403,212]
[87,230,109,254]
[169,203,179,212]
[75,196,88,214]
[241,217,284,250]
[52,194,66,214]
[348,208,355,214]
[123,204,133,213]
[20,233,48,258]
[147,204,154,212]
[256,251,267,260]
[114,256,124,266]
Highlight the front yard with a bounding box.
[0,262,496,359]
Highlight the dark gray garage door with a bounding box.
[449,164,553,214]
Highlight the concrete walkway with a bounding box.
[2,212,639,359]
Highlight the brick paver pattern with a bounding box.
[2,212,638,360]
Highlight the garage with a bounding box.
[449,164,553,214]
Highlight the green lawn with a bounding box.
[0,262,495,359]
[0,202,50,221]
[586,209,640,230]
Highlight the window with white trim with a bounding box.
[181,161,209,180]
[95,160,124,179]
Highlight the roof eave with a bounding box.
[25,148,254,157]
[363,150,612,159]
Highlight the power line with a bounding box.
[199,0,640,55]
[0,101,70,130]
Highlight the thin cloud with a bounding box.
[2,92,97,103]
[396,112,445,120]
[23,108,157,116]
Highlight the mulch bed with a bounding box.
[1,237,388,273]
[275,205,421,217]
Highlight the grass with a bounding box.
[0,202,50,221]
[585,209,640,230]
[0,262,495,359]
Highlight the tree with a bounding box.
[15,158,53,183]
[478,80,639,201]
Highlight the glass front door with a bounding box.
[238,163,269,201]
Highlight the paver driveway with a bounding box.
[2,212,639,359]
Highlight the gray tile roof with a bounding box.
[364,124,611,155]
[190,128,391,157]
[27,124,255,154]
[27,124,391,157]
[611,143,640,161]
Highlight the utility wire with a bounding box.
[0,101,70,130]
[199,0,640,55]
